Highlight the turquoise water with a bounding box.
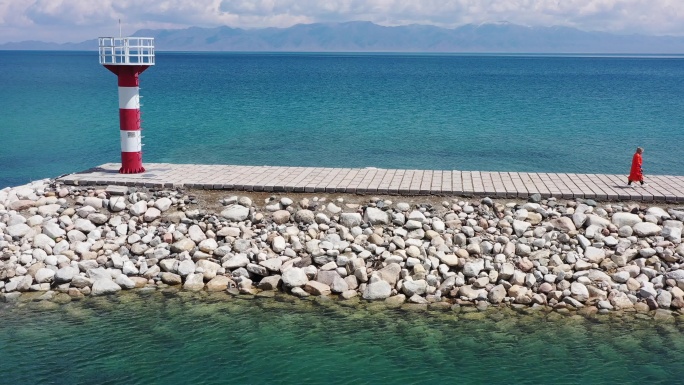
[1,51,684,188]
[1,292,683,384]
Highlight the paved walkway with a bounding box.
[58,163,684,202]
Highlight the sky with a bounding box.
[1,0,683,43]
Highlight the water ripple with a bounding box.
[1,294,684,384]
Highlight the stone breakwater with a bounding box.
[2,179,684,320]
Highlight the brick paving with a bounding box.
[57,163,684,202]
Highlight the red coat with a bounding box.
[629,152,643,181]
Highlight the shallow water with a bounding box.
[1,292,682,384]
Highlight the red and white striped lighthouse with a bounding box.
[98,37,155,174]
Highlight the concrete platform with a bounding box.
[58,163,684,202]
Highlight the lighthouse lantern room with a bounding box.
[98,37,155,173]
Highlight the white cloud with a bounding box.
[1,0,684,43]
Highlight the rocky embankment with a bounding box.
[2,179,684,319]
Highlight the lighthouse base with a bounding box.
[120,152,145,174]
[119,166,146,174]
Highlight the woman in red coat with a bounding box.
[628,147,647,187]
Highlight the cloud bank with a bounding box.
[1,0,683,43]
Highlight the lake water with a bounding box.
[1,51,683,189]
[1,291,683,384]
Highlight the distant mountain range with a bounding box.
[3,21,684,53]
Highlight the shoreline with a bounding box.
[2,178,684,323]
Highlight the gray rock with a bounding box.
[206,275,232,291]
[438,254,459,267]
[87,267,111,281]
[35,204,60,217]
[198,238,218,253]
[272,236,286,253]
[7,223,31,238]
[377,263,401,285]
[122,261,139,275]
[666,270,684,282]
[657,290,673,308]
[154,198,172,212]
[42,222,65,239]
[238,196,252,207]
[572,212,587,228]
[563,297,584,308]
[35,268,55,283]
[143,207,161,222]
[304,281,331,296]
[129,201,148,216]
[83,197,103,209]
[161,272,182,285]
[220,205,250,222]
[223,254,250,269]
[258,275,282,290]
[233,239,252,253]
[115,274,136,289]
[396,202,410,212]
[584,247,606,264]
[551,217,576,232]
[571,282,589,302]
[109,197,126,212]
[159,259,177,273]
[662,226,682,243]
[513,220,530,237]
[246,263,268,276]
[329,275,349,293]
[340,213,363,228]
[66,230,87,243]
[402,279,428,296]
[586,269,613,284]
[499,263,515,280]
[291,287,309,298]
[586,214,610,228]
[87,213,109,225]
[612,212,642,228]
[463,259,484,277]
[294,210,315,224]
[183,273,205,291]
[327,203,342,214]
[177,259,195,277]
[364,207,390,226]
[188,225,207,243]
[217,226,241,238]
[639,285,657,298]
[170,238,196,253]
[612,271,631,283]
[458,285,486,301]
[633,222,662,237]
[74,218,96,233]
[488,284,506,303]
[259,258,283,272]
[33,233,56,248]
[362,280,392,300]
[272,210,291,224]
[282,267,309,288]
[55,266,79,283]
[91,279,121,296]
[71,275,94,289]
[647,207,670,219]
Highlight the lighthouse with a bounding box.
[98,37,155,173]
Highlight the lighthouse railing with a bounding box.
[99,37,155,66]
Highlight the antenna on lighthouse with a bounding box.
[118,19,122,37]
